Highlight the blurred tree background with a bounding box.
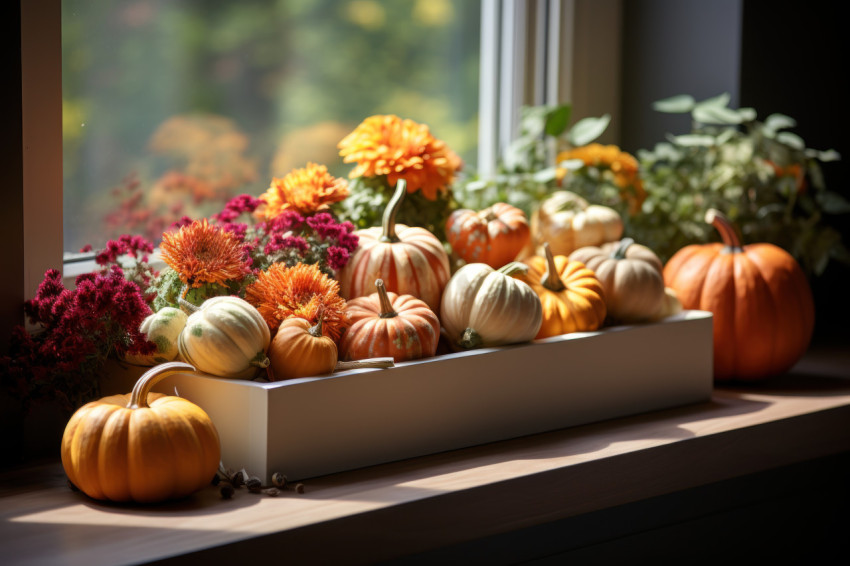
[62,0,481,253]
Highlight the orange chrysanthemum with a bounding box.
[160,219,249,290]
[338,114,463,201]
[557,143,647,215]
[258,162,349,220]
[245,262,349,340]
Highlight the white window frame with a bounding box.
[15,0,621,307]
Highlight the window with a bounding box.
[16,0,618,303]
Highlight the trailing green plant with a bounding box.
[626,93,847,275]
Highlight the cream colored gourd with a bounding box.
[178,296,271,379]
[529,191,623,257]
[123,307,188,366]
[569,238,666,323]
[440,262,543,349]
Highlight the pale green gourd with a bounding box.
[123,307,188,366]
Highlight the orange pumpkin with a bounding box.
[338,179,451,314]
[340,279,440,362]
[61,362,220,503]
[516,242,607,339]
[663,209,815,381]
[446,203,530,268]
[268,315,338,380]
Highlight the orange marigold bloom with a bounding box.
[160,219,249,290]
[258,162,349,220]
[338,114,462,201]
[556,143,647,215]
[245,262,349,340]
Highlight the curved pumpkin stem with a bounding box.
[375,279,398,318]
[380,179,407,243]
[612,237,635,260]
[128,361,196,409]
[177,285,200,315]
[705,208,743,252]
[459,328,484,350]
[309,308,325,338]
[540,243,566,292]
[496,262,529,277]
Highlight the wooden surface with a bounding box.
[2,342,849,565]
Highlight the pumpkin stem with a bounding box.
[177,285,200,314]
[459,328,483,349]
[481,208,498,223]
[380,179,407,243]
[128,361,196,409]
[335,357,396,371]
[250,351,271,369]
[540,243,566,292]
[496,261,529,277]
[375,279,398,318]
[309,309,325,338]
[612,237,635,260]
[705,208,743,252]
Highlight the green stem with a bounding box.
[612,237,635,260]
[497,261,529,277]
[380,179,407,243]
[459,328,483,349]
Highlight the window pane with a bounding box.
[62,0,481,254]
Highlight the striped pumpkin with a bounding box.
[338,180,450,314]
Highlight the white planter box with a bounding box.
[113,310,713,482]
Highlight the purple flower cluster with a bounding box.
[213,196,359,275]
[94,234,154,265]
[1,267,156,412]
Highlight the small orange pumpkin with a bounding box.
[446,203,530,268]
[268,315,338,380]
[61,362,220,503]
[516,242,607,338]
[340,279,440,362]
[663,209,815,380]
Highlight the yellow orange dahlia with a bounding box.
[338,114,462,201]
[258,162,349,220]
[245,262,348,340]
[160,219,249,290]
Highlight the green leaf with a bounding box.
[557,158,586,171]
[814,149,842,162]
[693,104,742,125]
[764,113,796,134]
[567,114,611,146]
[671,134,716,147]
[737,107,758,122]
[777,131,805,150]
[817,191,850,214]
[696,92,732,108]
[652,94,695,113]
[544,105,572,137]
[532,167,558,183]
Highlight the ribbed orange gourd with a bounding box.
[268,316,338,380]
[61,362,220,503]
[517,243,607,339]
[340,279,440,362]
[569,238,666,324]
[446,203,530,268]
[338,180,451,314]
[663,209,815,381]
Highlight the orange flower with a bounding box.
[338,114,462,201]
[258,162,349,220]
[160,219,249,290]
[557,143,647,215]
[245,262,348,340]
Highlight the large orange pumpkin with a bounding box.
[446,203,530,268]
[663,209,815,381]
[340,279,440,362]
[338,179,451,314]
[61,362,220,503]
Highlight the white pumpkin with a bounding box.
[529,190,623,257]
[178,296,271,379]
[123,307,188,366]
[440,262,543,349]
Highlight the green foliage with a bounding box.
[149,267,242,312]
[334,175,456,242]
[630,93,848,275]
[453,104,611,215]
